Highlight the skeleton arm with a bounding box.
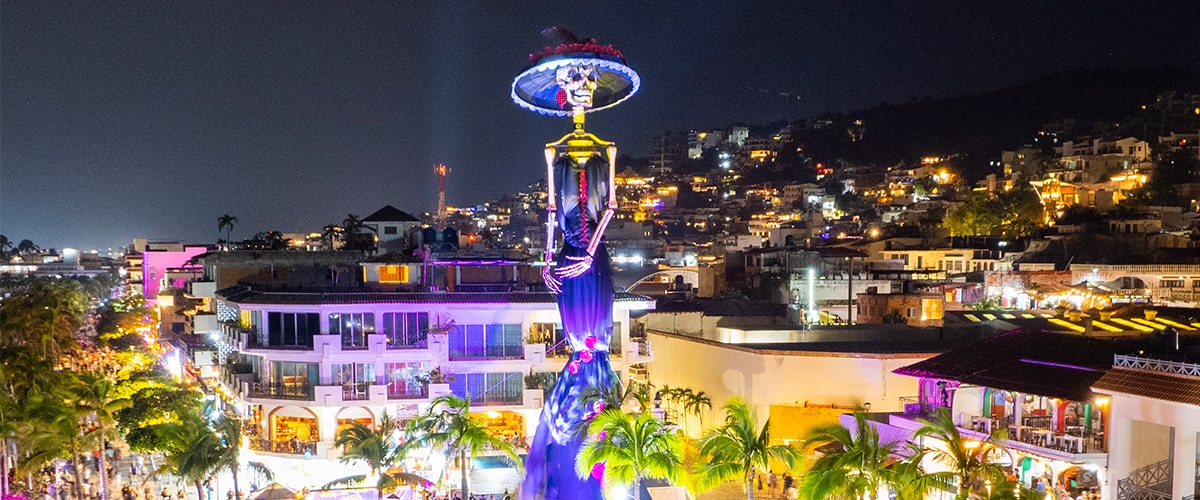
[542,147,563,293]
[584,144,619,256]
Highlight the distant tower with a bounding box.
[435,163,449,229]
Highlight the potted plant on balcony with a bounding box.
[417,367,454,398]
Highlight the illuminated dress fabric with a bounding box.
[521,156,615,500]
[512,28,638,500]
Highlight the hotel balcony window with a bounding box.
[450,372,523,406]
[267,361,317,399]
[330,313,375,349]
[264,312,318,349]
[448,324,524,360]
[385,362,428,399]
[332,363,375,401]
[382,312,429,349]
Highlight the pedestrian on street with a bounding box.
[767,471,777,496]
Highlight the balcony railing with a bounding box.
[387,384,429,400]
[341,337,370,350]
[246,337,313,351]
[340,383,371,401]
[386,339,428,350]
[246,436,317,455]
[247,382,314,401]
[1115,354,1200,376]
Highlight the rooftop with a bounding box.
[1092,355,1200,406]
[217,285,654,307]
[894,329,1121,401]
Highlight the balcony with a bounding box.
[341,382,372,401]
[246,436,317,456]
[386,338,429,350]
[386,383,429,400]
[246,336,314,351]
[246,382,314,401]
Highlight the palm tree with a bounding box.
[913,408,1009,500]
[156,411,224,500]
[322,224,343,250]
[214,414,273,500]
[326,412,406,500]
[798,412,905,500]
[694,397,799,500]
[575,409,686,500]
[682,390,712,435]
[0,279,89,360]
[71,373,132,500]
[218,215,238,247]
[342,214,377,253]
[403,395,521,499]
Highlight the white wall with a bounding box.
[1105,392,1200,499]
[645,330,930,435]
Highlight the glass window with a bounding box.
[385,362,427,398]
[331,363,375,385]
[448,323,524,360]
[265,313,318,347]
[382,312,428,348]
[330,313,375,348]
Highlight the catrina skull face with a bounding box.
[555,64,599,109]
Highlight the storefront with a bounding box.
[271,407,319,454]
[474,410,527,450]
[335,407,374,437]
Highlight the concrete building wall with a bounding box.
[644,330,930,437]
[1104,392,1200,499]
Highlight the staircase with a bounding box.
[1117,459,1172,500]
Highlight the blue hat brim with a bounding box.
[511,56,640,117]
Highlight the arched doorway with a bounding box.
[267,406,319,455]
[335,406,375,436]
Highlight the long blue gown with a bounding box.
[520,155,614,500]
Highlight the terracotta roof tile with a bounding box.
[1093,368,1200,406]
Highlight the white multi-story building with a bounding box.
[1093,354,1200,499]
[208,260,654,490]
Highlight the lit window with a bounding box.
[379,265,407,283]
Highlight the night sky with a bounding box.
[3,2,1198,251]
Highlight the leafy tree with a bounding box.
[943,184,1043,238]
[1128,147,1200,207]
[913,408,1008,500]
[694,397,800,500]
[327,413,406,499]
[16,239,38,255]
[115,370,202,452]
[403,395,521,499]
[575,409,686,500]
[912,176,938,198]
[799,412,907,500]
[0,278,90,359]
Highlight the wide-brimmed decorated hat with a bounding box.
[512,32,640,118]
